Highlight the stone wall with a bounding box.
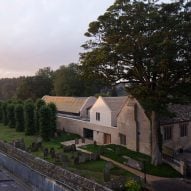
[0,141,111,191]
[117,98,151,155]
[57,116,119,145]
[161,122,191,151]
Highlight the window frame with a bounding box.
[180,123,188,137]
[163,125,172,141]
[96,112,100,121]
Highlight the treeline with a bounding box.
[0,63,109,101]
[0,99,56,141]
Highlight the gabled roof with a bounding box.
[101,96,128,114]
[42,96,88,114]
[160,104,191,124]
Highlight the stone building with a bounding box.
[42,95,96,119]
[44,96,191,156]
[160,104,191,153]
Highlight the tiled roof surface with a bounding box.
[42,96,88,113]
[102,96,128,113]
[160,104,191,124]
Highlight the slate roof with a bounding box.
[42,96,88,114]
[160,104,191,124]
[102,96,128,114]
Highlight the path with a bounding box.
[77,148,168,183]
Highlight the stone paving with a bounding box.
[61,138,94,147]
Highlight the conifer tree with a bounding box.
[24,101,35,135]
[15,104,25,132]
[47,102,57,137]
[39,105,51,141]
[7,104,15,128]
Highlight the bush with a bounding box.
[35,99,46,133]
[39,105,51,141]
[7,104,15,128]
[15,104,25,132]
[47,102,57,137]
[24,101,35,135]
[2,102,8,125]
[125,179,141,191]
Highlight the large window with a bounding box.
[96,112,100,121]
[180,123,188,137]
[164,126,172,141]
[119,134,126,145]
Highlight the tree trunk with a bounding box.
[151,111,162,166]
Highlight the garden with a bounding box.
[0,123,139,190]
[81,144,182,178]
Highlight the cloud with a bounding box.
[0,0,115,77]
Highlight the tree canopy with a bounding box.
[80,0,191,165]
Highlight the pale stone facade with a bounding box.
[160,104,191,152]
[55,96,191,156]
[57,96,152,155]
[90,96,127,127]
[161,122,191,151]
[57,116,119,145]
[117,97,151,155]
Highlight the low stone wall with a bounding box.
[0,141,111,191]
[57,116,119,145]
[163,158,185,175]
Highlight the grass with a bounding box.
[0,123,38,145]
[68,159,136,184]
[0,123,80,148]
[0,123,137,185]
[81,144,182,178]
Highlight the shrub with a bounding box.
[24,101,35,135]
[7,104,15,128]
[15,104,25,132]
[39,105,51,141]
[125,179,141,191]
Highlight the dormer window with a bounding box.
[96,112,100,121]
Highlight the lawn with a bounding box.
[0,123,80,148]
[68,159,136,184]
[81,144,182,178]
[0,123,137,185]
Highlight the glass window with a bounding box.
[96,112,100,121]
[119,133,126,145]
[164,126,172,141]
[180,123,188,137]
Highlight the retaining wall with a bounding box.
[0,141,111,191]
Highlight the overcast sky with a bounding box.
[0,0,116,78]
[0,0,170,78]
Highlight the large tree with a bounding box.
[54,63,85,96]
[80,0,191,165]
[16,67,53,100]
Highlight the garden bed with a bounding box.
[81,144,182,178]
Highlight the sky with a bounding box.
[0,0,115,78]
